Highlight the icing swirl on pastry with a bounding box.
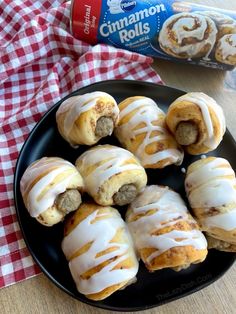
[185,157,236,232]
[56,91,118,142]
[217,34,236,62]
[167,92,226,154]
[127,186,207,263]
[76,145,144,196]
[62,207,138,295]
[182,93,225,149]
[195,11,236,37]
[20,157,82,217]
[159,13,217,59]
[116,97,183,167]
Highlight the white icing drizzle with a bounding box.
[116,97,183,166]
[62,208,138,295]
[127,186,207,264]
[185,157,236,231]
[159,13,217,58]
[77,145,144,196]
[56,91,118,139]
[204,209,236,231]
[186,157,236,207]
[173,92,225,150]
[195,11,236,28]
[20,157,81,217]
[218,34,236,60]
[173,17,206,43]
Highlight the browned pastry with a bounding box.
[114,96,183,169]
[20,157,84,226]
[56,91,119,147]
[126,185,208,272]
[75,144,147,206]
[185,157,236,252]
[166,92,226,155]
[62,202,139,300]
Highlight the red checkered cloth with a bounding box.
[0,0,163,288]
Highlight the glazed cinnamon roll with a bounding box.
[56,91,119,147]
[166,92,226,155]
[215,34,236,65]
[196,11,236,40]
[126,185,208,271]
[20,157,84,226]
[75,145,147,206]
[185,157,236,252]
[114,96,183,169]
[62,202,139,300]
[158,12,217,59]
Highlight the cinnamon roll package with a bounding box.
[71,0,236,70]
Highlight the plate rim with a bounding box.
[14,79,236,312]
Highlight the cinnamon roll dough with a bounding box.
[114,96,183,169]
[185,157,236,252]
[20,157,84,226]
[75,144,147,206]
[56,91,119,147]
[126,185,208,271]
[166,92,226,155]
[62,202,139,300]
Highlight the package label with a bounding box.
[71,0,236,70]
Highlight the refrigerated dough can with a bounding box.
[70,0,236,70]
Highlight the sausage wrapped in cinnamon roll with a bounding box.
[62,202,139,300]
[56,91,119,147]
[76,145,147,206]
[166,92,226,155]
[114,96,183,169]
[185,157,236,252]
[126,185,208,272]
[20,157,84,226]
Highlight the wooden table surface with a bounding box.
[2,0,236,313]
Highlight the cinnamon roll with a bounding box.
[114,96,183,169]
[185,157,236,252]
[196,11,236,40]
[56,91,119,147]
[166,92,226,155]
[20,157,84,226]
[158,12,217,59]
[215,34,236,65]
[75,145,147,206]
[62,202,139,300]
[126,185,208,271]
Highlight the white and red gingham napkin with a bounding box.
[0,0,163,288]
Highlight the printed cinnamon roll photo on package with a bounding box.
[70,0,236,70]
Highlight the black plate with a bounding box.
[14,80,236,312]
